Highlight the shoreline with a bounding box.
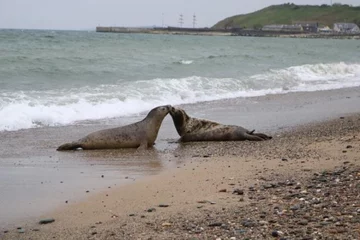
[0,87,360,227]
[1,110,359,239]
[1,86,360,230]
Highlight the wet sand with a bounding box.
[1,104,359,239]
[0,87,359,235]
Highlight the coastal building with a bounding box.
[262,24,303,32]
[333,23,360,33]
[294,22,318,32]
[318,26,332,33]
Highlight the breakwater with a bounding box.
[95,26,233,36]
[95,26,360,39]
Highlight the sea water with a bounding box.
[0,29,359,132]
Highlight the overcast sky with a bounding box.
[0,0,359,30]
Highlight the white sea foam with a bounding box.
[1,62,359,131]
[178,60,193,65]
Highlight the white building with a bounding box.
[333,23,360,33]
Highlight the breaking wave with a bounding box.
[0,62,359,131]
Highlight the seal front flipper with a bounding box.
[57,142,82,151]
[136,140,149,151]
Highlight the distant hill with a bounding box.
[213,3,360,29]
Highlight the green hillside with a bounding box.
[213,3,360,29]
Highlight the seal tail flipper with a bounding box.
[57,142,82,151]
[252,133,272,140]
[244,134,266,141]
[245,132,272,141]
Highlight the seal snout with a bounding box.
[169,106,176,113]
[163,105,173,114]
[169,106,182,117]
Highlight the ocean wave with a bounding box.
[174,59,194,65]
[0,62,359,131]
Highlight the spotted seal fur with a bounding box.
[169,107,272,142]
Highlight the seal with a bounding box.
[57,105,172,151]
[169,107,272,142]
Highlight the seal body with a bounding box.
[57,105,171,150]
[169,107,272,142]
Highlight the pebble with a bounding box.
[259,220,268,225]
[263,184,274,189]
[219,189,227,192]
[271,230,280,237]
[208,222,222,227]
[39,218,55,224]
[147,208,156,212]
[290,205,300,211]
[242,220,256,227]
[235,229,247,234]
[298,219,308,225]
[158,204,169,207]
[233,189,244,195]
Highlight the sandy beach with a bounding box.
[1,87,359,240]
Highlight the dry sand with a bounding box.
[1,112,359,240]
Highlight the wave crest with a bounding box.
[0,62,359,131]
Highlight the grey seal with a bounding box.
[57,105,171,150]
[169,107,272,142]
